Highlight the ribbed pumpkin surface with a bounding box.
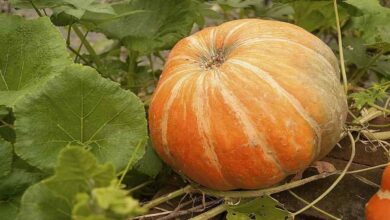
[149,19,347,190]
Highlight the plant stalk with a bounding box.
[188,204,227,220]
[72,25,103,70]
[333,0,348,93]
[291,131,356,217]
[142,185,193,210]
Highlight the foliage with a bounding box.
[0,15,71,106]
[14,64,147,172]
[350,82,390,109]
[226,196,290,220]
[2,0,390,219]
[17,146,145,220]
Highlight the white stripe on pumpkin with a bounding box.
[228,59,322,159]
[211,69,286,175]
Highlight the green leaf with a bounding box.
[14,64,148,172]
[72,184,145,220]
[343,37,370,68]
[217,0,259,8]
[44,146,115,201]
[17,183,70,220]
[350,82,389,109]
[9,0,61,8]
[0,105,8,118]
[289,0,349,32]
[0,15,71,106]
[0,138,12,177]
[51,2,116,26]
[134,140,163,178]
[0,195,21,220]
[82,0,200,54]
[17,147,116,220]
[226,196,290,220]
[0,169,43,200]
[345,0,390,44]
[17,147,143,220]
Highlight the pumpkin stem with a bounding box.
[201,49,226,69]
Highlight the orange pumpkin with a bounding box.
[149,19,347,190]
[366,165,390,220]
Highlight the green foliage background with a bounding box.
[1,0,390,219]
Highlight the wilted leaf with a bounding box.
[14,64,148,172]
[311,161,336,174]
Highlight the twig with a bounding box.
[72,25,103,70]
[142,185,193,210]
[289,190,341,220]
[369,103,390,115]
[159,199,222,220]
[197,171,336,198]
[188,204,227,220]
[67,46,90,64]
[291,131,356,217]
[74,31,89,63]
[128,180,153,194]
[347,162,390,174]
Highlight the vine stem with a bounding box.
[142,185,193,210]
[127,50,139,88]
[347,162,390,174]
[197,171,336,198]
[362,130,390,141]
[333,0,348,93]
[117,140,145,186]
[72,25,103,71]
[289,190,341,220]
[29,0,43,17]
[188,204,227,220]
[128,180,153,194]
[291,131,356,217]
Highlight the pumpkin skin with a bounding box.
[366,165,390,220]
[149,19,347,190]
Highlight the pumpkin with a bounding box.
[366,165,390,220]
[149,19,347,190]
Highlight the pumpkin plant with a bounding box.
[149,18,347,190]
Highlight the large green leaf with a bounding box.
[14,64,147,172]
[82,0,200,54]
[17,183,70,220]
[226,196,290,220]
[0,138,12,177]
[17,147,114,220]
[0,15,71,106]
[17,147,135,220]
[345,0,390,45]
